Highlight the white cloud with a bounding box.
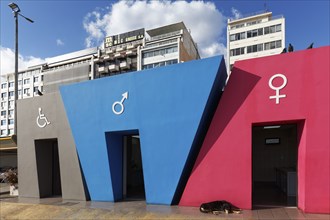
[231,7,242,20]
[0,46,46,76]
[83,0,227,58]
[56,39,64,46]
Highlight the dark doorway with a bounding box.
[35,139,62,198]
[252,124,298,208]
[123,136,145,200]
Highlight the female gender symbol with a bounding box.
[268,73,287,104]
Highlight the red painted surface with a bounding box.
[180,46,330,214]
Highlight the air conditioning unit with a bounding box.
[109,64,119,72]
[119,61,131,69]
[126,50,137,56]
[98,66,108,74]
[103,55,111,61]
[114,53,122,58]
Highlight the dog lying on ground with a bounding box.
[199,200,241,214]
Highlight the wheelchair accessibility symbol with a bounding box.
[112,92,128,115]
[36,107,51,128]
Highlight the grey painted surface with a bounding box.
[17,92,87,200]
[44,64,90,94]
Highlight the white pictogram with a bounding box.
[269,74,287,104]
[112,92,128,115]
[36,107,51,128]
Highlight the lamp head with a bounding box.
[8,2,20,13]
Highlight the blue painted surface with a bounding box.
[60,56,227,204]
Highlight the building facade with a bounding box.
[0,47,97,138]
[141,22,199,70]
[0,22,199,139]
[94,22,199,78]
[227,11,285,74]
[17,47,330,214]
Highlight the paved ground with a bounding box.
[1,184,329,219]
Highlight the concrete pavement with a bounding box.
[0,184,329,219]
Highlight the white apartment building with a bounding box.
[227,11,285,74]
[0,47,97,138]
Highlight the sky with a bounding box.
[1,0,329,75]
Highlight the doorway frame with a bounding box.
[251,119,305,208]
[34,138,62,198]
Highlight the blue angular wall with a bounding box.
[60,56,227,204]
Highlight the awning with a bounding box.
[0,135,17,151]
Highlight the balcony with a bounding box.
[120,61,131,70]
[94,57,101,63]
[109,64,119,72]
[116,47,125,52]
[98,66,108,74]
[126,50,137,56]
[114,53,124,58]
[103,55,113,61]
[127,44,136,50]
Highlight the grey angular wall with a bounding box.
[17,92,87,200]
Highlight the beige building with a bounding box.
[227,11,285,75]
[94,22,200,78]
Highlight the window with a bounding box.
[1,93,7,98]
[275,24,281,32]
[34,76,39,82]
[1,120,6,126]
[34,87,39,93]
[1,111,6,116]
[247,43,263,53]
[1,83,7,89]
[9,129,14,135]
[246,20,261,26]
[9,101,14,108]
[9,110,14,116]
[143,46,178,58]
[0,102,5,108]
[231,23,245,29]
[24,79,30,84]
[24,88,30,95]
[9,91,14,97]
[18,90,22,96]
[230,34,235,41]
[41,75,44,81]
[230,47,245,56]
[165,59,178,65]
[264,24,282,35]
[142,59,178,70]
[18,80,22,85]
[264,40,282,50]
[230,32,246,41]
[247,28,263,38]
[1,130,6,135]
[8,119,14,125]
[9,82,14,88]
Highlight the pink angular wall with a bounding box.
[180,46,330,214]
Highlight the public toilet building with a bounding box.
[17,46,329,214]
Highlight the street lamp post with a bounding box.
[8,2,33,136]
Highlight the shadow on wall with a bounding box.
[192,68,261,172]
